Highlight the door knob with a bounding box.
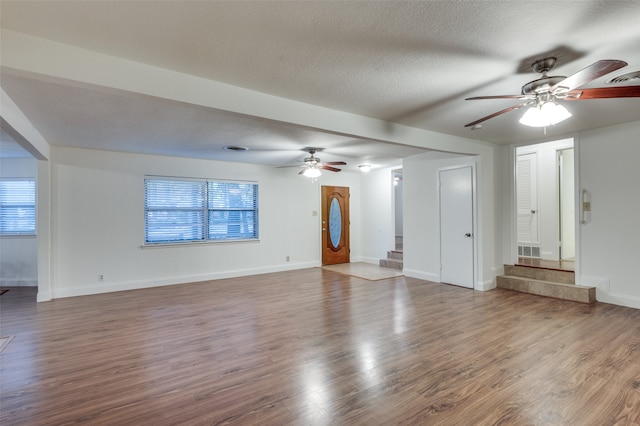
[465,233,472,238]
[531,210,536,214]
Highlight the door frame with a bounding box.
[508,137,581,277]
[321,185,350,265]
[557,147,575,260]
[515,151,540,249]
[437,163,478,289]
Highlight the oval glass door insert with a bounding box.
[329,197,342,249]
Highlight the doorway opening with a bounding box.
[515,138,575,271]
[393,169,403,252]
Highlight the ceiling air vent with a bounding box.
[607,70,640,84]
[223,145,249,152]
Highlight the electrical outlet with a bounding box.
[286,256,290,262]
[99,274,104,281]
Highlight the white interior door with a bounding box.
[440,166,474,288]
[516,152,539,244]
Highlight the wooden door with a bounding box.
[440,166,474,288]
[321,186,350,265]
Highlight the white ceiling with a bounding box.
[1,1,640,166]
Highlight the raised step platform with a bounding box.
[497,264,595,304]
[504,264,575,284]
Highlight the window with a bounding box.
[0,178,36,236]
[144,177,258,244]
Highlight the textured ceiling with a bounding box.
[1,1,640,164]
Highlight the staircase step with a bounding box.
[380,259,403,271]
[504,264,574,284]
[497,275,595,304]
[387,250,404,261]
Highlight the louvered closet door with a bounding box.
[516,152,539,245]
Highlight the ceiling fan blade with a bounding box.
[550,60,628,93]
[564,86,640,100]
[324,161,347,166]
[466,94,533,101]
[464,101,533,128]
[275,165,304,169]
[320,165,342,172]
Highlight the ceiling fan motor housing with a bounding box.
[521,75,566,95]
[521,57,566,95]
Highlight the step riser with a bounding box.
[504,265,574,284]
[497,276,595,304]
[387,251,404,261]
[380,259,403,270]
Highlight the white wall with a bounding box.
[47,146,361,299]
[516,138,573,260]
[0,157,38,286]
[402,146,501,291]
[578,120,640,308]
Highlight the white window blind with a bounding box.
[144,177,258,244]
[208,181,258,240]
[0,178,36,235]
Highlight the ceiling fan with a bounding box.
[464,57,640,128]
[278,148,347,177]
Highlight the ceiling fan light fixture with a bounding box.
[358,164,372,173]
[519,101,571,127]
[542,101,572,125]
[519,106,546,127]
[303,167,322,178]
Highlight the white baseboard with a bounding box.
[595,290,640,310]
[37,290,52,302]
[578,275,610,293]
[403,269,438,282]
[579,275,640,309]
[476,279,496,291]
[402,270,496,291]
[50,261,319,299]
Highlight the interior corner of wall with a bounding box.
[476,279,496,291]
[36,290,52,302]
[578,275,610,293]
[491,265,505,276]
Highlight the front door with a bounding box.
[440,166,474,288]
[321,186,350,265]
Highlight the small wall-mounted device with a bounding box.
[581,189,591,224]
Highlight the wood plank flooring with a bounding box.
[517,257,575,272]
[2,269,640,425]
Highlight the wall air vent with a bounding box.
[518,245,541,258]
[606,70,640,84]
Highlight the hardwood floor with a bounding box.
[2,269,640,425]
[517,257,575,272]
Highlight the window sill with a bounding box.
[140,239,260,249]
[0,234,37,239]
